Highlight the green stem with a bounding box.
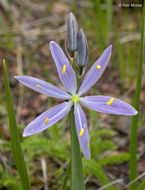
[70,106,85,190]
[129,2,145,190]
[3,60,31,190]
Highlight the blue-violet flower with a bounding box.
[15,41,137,159]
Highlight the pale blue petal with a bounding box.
[23,101,72,137]
[50,41,77,95]
[78,45,112,96]
[74,103,90,159]
[80,96,138,116]
[15,75,70,99]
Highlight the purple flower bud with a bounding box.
[77,29,88,68]
[67,12,79,52]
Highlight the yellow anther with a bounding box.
[62,65,66,74]
[70,57,73,64]
[106,98,114,106]
[36,84,40,88]
[96,65,101,70]
[79,128,84,137]
[45,118,49,125]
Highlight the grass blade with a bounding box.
[129,2,145,189]
[106,0,113,42]
[3,60,31,190]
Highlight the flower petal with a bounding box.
[78,45,112,96]
[74,103,90,158]
[15,75,70,99]
[23,101,72,137]
[50,41,77,95]
[80,96,138,116]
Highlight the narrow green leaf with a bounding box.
[3,60,31,190]
[114,30,125,89]
[70,106,85,190]
[129,2,145,190]
[106,0,113,42]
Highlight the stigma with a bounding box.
[106,98,114,106]
[62,65,66,74]
[45,118,49,124]
[79,128,84,137]
[72,95,79,103]
[96,65,101,70]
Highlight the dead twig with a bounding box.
[121,172,145,190]
[20,15,61,30]
[18,0,46,12]
[41,158,48,190]
[119,33,140,44]
[97,179,123,190]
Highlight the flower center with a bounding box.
[72,95,79,103]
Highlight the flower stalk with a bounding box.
[70,106,85,190]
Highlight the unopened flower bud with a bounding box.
[67,12,79,52]
[77,28,88,68]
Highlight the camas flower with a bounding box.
[15,41,137,159]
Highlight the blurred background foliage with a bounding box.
[0,0,145,189]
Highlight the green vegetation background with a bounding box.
[0,0,144,189]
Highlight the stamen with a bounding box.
[79,128,84,137]
[62,65,66,74]
[70,57,73,64]
[36,84,40,88]
[106,98,114,106]
[96,65,101,70]
[45,118,49,125]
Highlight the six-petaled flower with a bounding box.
[15,41,137,159]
